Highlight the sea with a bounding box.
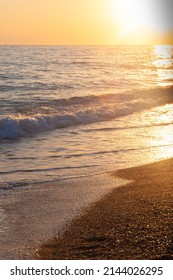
[1,45,173,258]
[0,45,173,189]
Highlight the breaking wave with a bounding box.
[0,86,172,140]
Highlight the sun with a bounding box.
[107,0,154,42]
[108,0,152,32]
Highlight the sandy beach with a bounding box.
[37,158,173,260]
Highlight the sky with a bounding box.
[0,0,173,45]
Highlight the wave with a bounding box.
[0,164,97,175]
[0,86,172,140]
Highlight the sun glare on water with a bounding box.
[152,45,173,86]
[152,104,173,160]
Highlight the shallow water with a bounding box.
[0,174,128,259]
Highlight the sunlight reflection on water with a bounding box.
[152,45,173,87]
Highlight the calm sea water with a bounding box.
[0,45,173,189]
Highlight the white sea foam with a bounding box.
[0,86,172,140]
[0,100,152,139]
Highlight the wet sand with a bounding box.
[37,158,173,260]
[0,174,125,259]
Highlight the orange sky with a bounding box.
[0,0,172,45]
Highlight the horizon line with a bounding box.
[0,43,172,46]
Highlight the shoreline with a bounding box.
[37,158,173,260]
[0,173,126,259]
